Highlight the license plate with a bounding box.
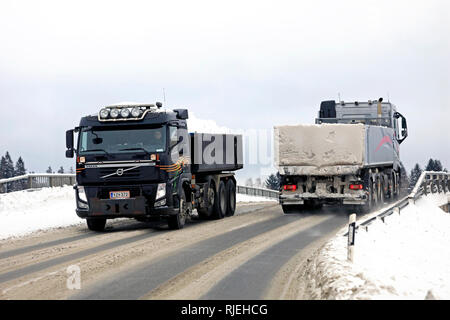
[109,191,130,200]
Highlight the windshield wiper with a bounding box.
[81,149,112,156]
[119,147,151,155]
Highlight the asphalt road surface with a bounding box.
[0,202,349,300]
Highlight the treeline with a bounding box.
[409,158,447,189]
[0,151,73,192]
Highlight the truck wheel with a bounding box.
[168,189,188,229]
[282,205,302,214]
[212,181,227,219]
[380,178,385,205]
[361,181,374,213]
[86,218,106,232]
[225,180,236,217]
[198,180,216,219]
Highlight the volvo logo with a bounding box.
[100,165,141,179]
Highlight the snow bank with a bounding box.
[0,186,81,240]
[0,186,276,240]
[236,194,277,203]
[187,112,232,134]
[305,192,450,299]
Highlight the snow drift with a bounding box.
[304,192,450,299]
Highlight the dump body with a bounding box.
[190,133,243,173]
[274,123,398,176]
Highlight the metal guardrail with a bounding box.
[236,185,279,199]
[0,173,279,199]
[345,171,449,235]
[0,174,76,193]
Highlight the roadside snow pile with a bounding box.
[0,186,80,240]
[236,194,277,203]
[187,112,232,134]
[305,192,450,300]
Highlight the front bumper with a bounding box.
[75,184,178,219]
[279,191,367,205]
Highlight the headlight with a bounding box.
[78,186,88,202]
[99,108,110,119]
[77,186,89,209]
[120,108,130,118]
[110,108,119,118]
[131,107,141,118]
[156,183,166,199]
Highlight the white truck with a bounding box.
[274,98,408,213]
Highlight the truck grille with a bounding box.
[99,167,141,180]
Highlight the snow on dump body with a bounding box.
[274,123,366,175]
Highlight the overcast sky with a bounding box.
[0,0,449,174]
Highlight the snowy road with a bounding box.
[0,203,348,300]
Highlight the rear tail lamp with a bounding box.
[283,184,297,191]
[349,184,363,190]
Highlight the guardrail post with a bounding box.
[28,176,33,190]
[347,213,356,262]
[393,206,400,216]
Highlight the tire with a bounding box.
[86,218,106,232]
[198,180,216,219]
[282,204,302,214]
[380,177,385,206]
[225,180,236,217]
[168,188,189,230]
[212,180,227,219]
[361,180,374,213]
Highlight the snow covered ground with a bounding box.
[305,192,450,300]
[0,186,276,240]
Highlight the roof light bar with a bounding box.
[97,103,160,122]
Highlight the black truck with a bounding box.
[66,102,243,231]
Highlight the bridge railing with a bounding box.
[0,174,76,193]
[236,185,279,199]
[345,171,449,236]
[0,173,279,199]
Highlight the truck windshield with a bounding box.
[78,126,166,155]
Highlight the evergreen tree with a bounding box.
[4,152,14,179]
[0,152,15,192]
[0,156,6,179]
[409,163,422,189]
[14,157,27,176]
[265,172,281,190]
[14,157,27,191]
[57,166,64,174]
[46,166,53,174]
[69,167,74,174]
[425,158,444,172]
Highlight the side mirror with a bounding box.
[66,149,74,158]
[174,109,189,120]
[394,112,408,144]
[66,129,74,158]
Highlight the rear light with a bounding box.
[349,184,363,190]
[283,184,297,191]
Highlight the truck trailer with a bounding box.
[66,102,243,231]
[274,98,408,213]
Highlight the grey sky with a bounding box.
[0,0,449,174]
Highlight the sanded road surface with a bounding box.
[0,202,348,300]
